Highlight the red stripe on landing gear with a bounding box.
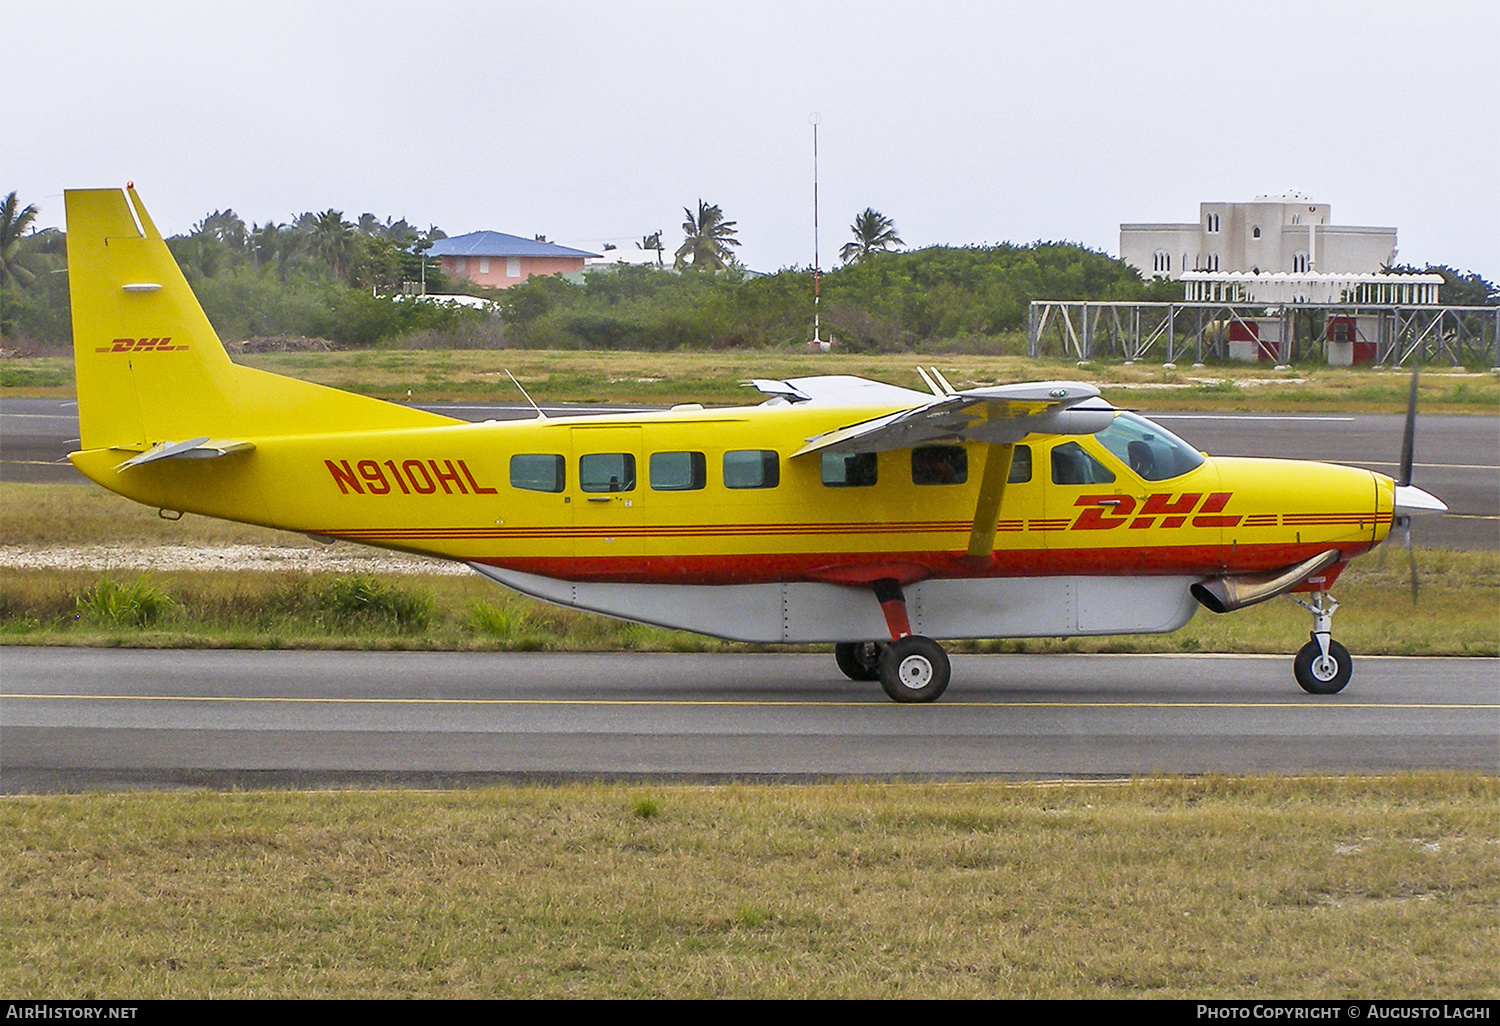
[879,600,912,640]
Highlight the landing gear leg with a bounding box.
[870,578,950,703]
[1289,592,1351,694]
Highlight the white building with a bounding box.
[1120,192,1397,279]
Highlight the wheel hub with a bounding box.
[1311,655,1340,681]
[897,655,934,690]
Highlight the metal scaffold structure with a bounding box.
[1029,299,1498,367]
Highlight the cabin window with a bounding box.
[1009,444,1033,483]
[723,450,780,489]
[579,453,636,493]
[510,453,565,493]
[822,452,877,488]
[650,451,706,491]
[1092,411,1205,481]
[1050,442,1115,486]
[911,446,967,485]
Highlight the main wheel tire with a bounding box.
[834,641,883,682]
[1294,638,1352,694]
[878,636,951,703]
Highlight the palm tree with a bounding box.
[674,200,739,270]
[638,230,665,265]
[305,209,356,281]
[840,208,903,265]
[1,192,40,288]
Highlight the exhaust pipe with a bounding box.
[1192,549,1342,614]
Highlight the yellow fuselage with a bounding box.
[71,401,1394,590]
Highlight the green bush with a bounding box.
[278,575,433,632]
[75,576,175,628]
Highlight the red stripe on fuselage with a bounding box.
[467,540,1375,586]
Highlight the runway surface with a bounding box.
[4,398,1495,549]
[3,648,1495,791]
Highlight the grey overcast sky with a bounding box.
[6,0,1497,275]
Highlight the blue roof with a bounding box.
[427,231,598,259]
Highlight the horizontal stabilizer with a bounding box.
[113,437,256,470]
[791,381,1114,457]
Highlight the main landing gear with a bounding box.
[834,578,953,703]
[1289,592,1351,694]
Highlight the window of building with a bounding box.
[650,451,706,491]
[510,454,565,493]
[1293,251,1309,273]
[454,257,467,274]
[911,446,967,486]
[1206,213,1220,233]
[579,453,636,493]
[822,452,877,488]
[506,256,521,278]
[479,257,490,274]
[723,450,779,489]
[1252,226,1261,239]
[1153,250,1171,273]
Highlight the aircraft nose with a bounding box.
[1393,483,1447,516]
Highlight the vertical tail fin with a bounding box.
[66,186,458,453]
[66,186,239,450]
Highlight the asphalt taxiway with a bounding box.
[3,648,1494,791]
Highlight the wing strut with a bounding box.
[964,442,1014,568]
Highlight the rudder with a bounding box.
[66,186,459,454]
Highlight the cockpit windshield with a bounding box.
[1093,411,1205,481]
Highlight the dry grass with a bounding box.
[5,349,1498,412]
[2,776,1494,998]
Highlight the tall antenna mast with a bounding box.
[808,112,828,351]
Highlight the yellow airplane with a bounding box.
[63,186,1447,702]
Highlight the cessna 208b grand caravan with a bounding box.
[64,186,1446,702]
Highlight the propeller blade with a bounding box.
[1399,368,1419,487]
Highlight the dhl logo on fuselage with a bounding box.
[95,337,188,353]
[325,458,497,496]
[1072,492,1240,530]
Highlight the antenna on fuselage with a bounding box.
[506,370,547,420]
[807,112,830,353]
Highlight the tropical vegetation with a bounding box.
[2,187,1492,355]
[674,199,740,271]
[840,207,903,265]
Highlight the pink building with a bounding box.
[427,231,598,289]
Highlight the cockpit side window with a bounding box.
[1051,441,1115,485]
[1093,412,1205,481]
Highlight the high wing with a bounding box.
[748,376,1116,456]
[750,374,1118,570]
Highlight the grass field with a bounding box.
[5,348,1499,412]
[2,776,1495,999]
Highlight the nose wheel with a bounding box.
[1289,592,1351,694]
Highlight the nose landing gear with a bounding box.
[1290,592,1351,694]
